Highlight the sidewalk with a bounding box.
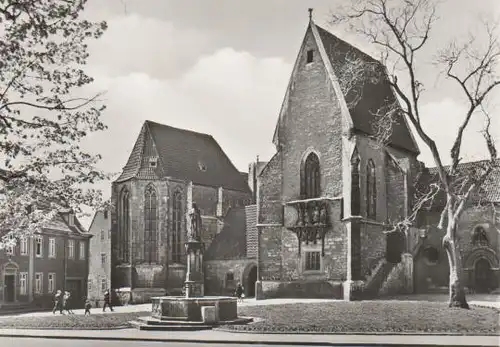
[0,328,498,346]
[0,298,337,318]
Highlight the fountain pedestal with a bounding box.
[130,202,252,330]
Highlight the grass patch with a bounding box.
[224,301,500,334]
[0,311,150,330]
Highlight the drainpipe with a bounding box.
[28,236,34,302]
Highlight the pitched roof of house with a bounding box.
[273,22,419,154]
[116,121,251,192]
[416,158,500,205]
[204,207,247,261]
[42,212,89,236]
[315,25,419,154]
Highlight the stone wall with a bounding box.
[415,204,500,293]
[204,259,250,296]
[360,222,386,279]
[280,27,343,201]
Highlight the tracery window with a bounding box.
[144,185,158,263]
[301,152,320,199]
[118,188,130,262]
[366,159,376,219]
[172,191,183,263]
[472,226,489,246]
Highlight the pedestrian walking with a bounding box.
[52,290,63,314]
[63,291,74,314]
[84,297,92,315]
[103,288,114,312]
[235,283,244,303]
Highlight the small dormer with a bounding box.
[149,156,158,168]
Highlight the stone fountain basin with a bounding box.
[151,296,238,322]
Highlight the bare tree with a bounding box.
[0,0,111,248]
[332,0,499,308]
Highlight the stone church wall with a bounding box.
[204,259,249,296]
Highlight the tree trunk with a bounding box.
[443,230,469,309]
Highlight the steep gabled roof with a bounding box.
[272,21,419,154]
[116,121,251,193]
[315,25,419,154]
[204,207,247,261]
[416,158,500,206]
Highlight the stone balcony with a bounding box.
[283,197,335,256]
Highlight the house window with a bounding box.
[118,188,130,262]
[68,239,75,259]
[79,241,86,260]
[101,278,107,292]
[172,191,183,263]
[306,49,314,63]
[101,253,107,266]
[100,229,105,241]
[35,236,43,257]
[226,272,234,281]
[144,185,158,264]
[301,152,320,199]
[88,280,92,291]
[48,273,56,293]
[19,272,28,295]
[35,273,43,294]
[104,210,108,219]
[366,159,376,219]
[472,226,489,246]
[305,251,321,271]
[6,234,14,255]
[20,238,28,256]
[48,238,56,258]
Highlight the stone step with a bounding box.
[128,320,213,331]
[137,316,209,325]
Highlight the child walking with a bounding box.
[84,298,92,316]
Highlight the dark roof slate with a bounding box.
[204,207,247,261]
[316,25,419,154]
[116,121,250,192]
[416,158,500,205]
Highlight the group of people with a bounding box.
[52,288,115,315]
[52,290,75,315]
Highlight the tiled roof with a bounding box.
[416,158,500,205]
[116,121,251,193]
[316,25,419,154]
[42,213,88,236]
[204,207,247,261]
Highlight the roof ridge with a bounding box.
[315,24,381,65]
[145,120,213,138]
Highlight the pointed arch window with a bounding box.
[119,188,130,262]
[144,185,158,263]
[351,151,361,216]
[366,159,376,219]
[472,226,489,246]
[301,153,320,199]
[172,191,183,263]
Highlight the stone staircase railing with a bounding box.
[363,258,395,299]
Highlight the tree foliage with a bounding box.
[331,0,499,308]
[0,0,109,248]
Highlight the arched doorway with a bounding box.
[475,258,492,293]
[246,266,257,298]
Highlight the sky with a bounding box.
[76,0,500,227]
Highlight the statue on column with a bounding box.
[189,203,202,241]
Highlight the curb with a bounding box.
[1,333,499,347]
[216,327,500,336]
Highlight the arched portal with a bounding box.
[241,263,258,298]
[475,258,492,293]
